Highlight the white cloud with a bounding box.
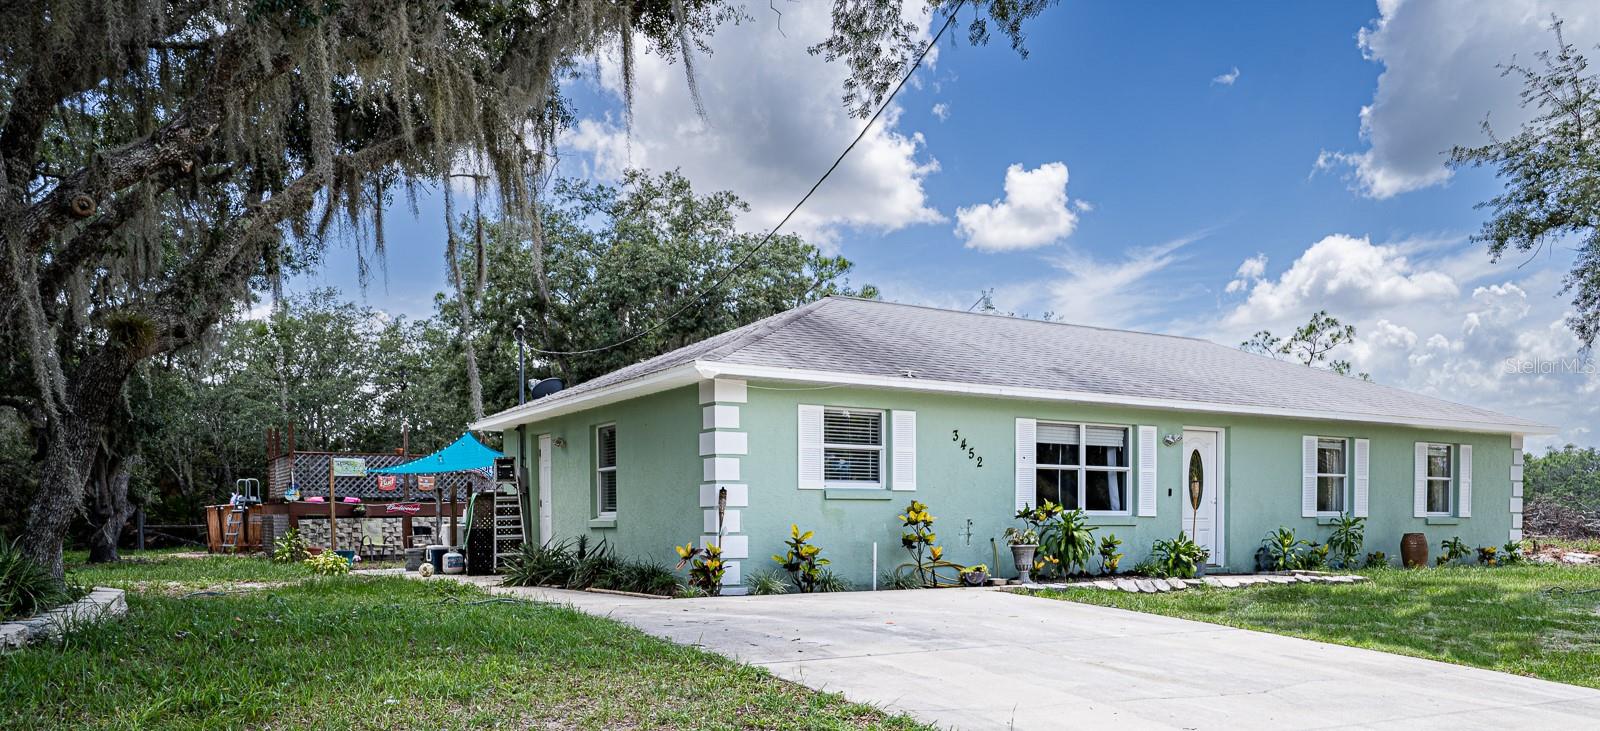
[1040,236,1192,328]
[1223,234,1456,326]
[966,233,1198,330]
[954,162,1082,252]
[1224,253,1268,294]
[931,102,950,121]
[1319,1,1600,199]
[1211,67,1240,86]
[560,2,943,245]
[1212,233,1598,447]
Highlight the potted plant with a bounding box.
[1003,526,1039,583]
[959,564,989,587]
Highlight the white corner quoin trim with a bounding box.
[469,360,1555,436]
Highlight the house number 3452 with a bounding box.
[950,429,985,467]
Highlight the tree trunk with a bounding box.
[16,350,136,577]
[86,450,139,564]
[20,419,97,577]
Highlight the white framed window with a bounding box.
[823,407,884,487]
[1316,437,1347,515]
[1424,443,1453,515]
[595,423,618,517]
[1035,423,1130,514]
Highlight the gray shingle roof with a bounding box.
[483,296,1548,432]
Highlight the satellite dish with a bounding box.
[530,377,564,400]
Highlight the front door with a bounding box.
[1180,429,1222,564]
[537,434,553,544]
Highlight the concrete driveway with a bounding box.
[459,578,1600,730]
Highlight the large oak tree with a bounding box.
[0,0,1051,574]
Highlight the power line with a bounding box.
[529,2,966,356]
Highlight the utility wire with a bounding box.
[529,2,966,356]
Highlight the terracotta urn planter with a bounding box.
[1401,532,1429,568]
[1010,544,1038,584]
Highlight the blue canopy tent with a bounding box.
[370,432,504,475]
[371,433,506,550]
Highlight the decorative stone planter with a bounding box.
[1010,544,1038,584]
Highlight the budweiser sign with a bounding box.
[384,502,422,514]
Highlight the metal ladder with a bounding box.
[492,492,524,570]
[220,478,260,554]
[220,507,244,553]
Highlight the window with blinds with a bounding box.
[823,408,884,486]
[1424,443,1452,515]
[596,424,618,516]
[1035,423,1130,513]
[1316,437,1346,514]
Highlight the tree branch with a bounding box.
[18,33,293,254]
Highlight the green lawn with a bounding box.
[1,552,925,730]
[64,550,315,593]
[1028,564,1600,688]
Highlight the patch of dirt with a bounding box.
[127,580,299,596]
[1528,544,1599,565]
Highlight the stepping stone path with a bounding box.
[1031,571,1369,595]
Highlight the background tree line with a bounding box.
[0,169,874,553]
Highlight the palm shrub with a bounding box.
[1040,508,1098,577]
[773,524,830,593]
[1437,536,1471,566]
[1260,527,1308,571]
[1325,514,1365,569]
[1151,533,1208,579]
[0,537,67,620]
[1502,540,1525,564]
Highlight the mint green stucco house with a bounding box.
[475,297,1550,593]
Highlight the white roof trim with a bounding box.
[470,364,703,432]
[696,363,1558,436]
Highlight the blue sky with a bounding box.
[301,1,1599,447]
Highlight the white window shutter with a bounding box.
[1137,426,1158,517]
[1015,418,1036,512]
[1413,442,1428,518]
[1458,444,1472,518]
[1302,436,1319,518]
[891,411,917,491]
[1353,439,1370,518]
[797,405,824,490]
